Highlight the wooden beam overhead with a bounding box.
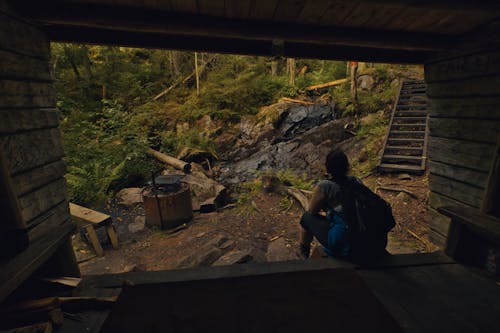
[45,24,431,63]
[17,3,457,52]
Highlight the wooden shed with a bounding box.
[1,1,500,332]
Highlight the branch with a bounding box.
[146,148,191,173]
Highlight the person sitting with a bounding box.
[299,149,357,259]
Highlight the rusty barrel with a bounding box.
[142,182,193,230]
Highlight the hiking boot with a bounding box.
[299,244,310,259]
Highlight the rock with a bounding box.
[266,237,299,262]
[176,246,223,268]
[175,234,231,268]
[128,216,146,233]
[358,74,375,91]
[212,249,253,266]
[116,188,143,206]
[398,173,412,180]
[181,171,227,210]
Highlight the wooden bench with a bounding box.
[438,205,500,266]
[69,203,118,256]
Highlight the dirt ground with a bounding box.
[76,172,438,275]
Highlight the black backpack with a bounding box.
[341,178,396,262]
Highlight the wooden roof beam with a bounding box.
[18,3,457,52]
[45,24,432,64]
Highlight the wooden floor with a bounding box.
[65,253,500,333]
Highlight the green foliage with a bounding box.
[275,169,314,191]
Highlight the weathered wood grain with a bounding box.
[0,11,49,59]
[0,221,74,303]
[0,128,65,175]
[429,174,484,208]
[27,201,70,242]
[428,96,500,119]
[248,0,279,20]
[428,136,495,172]
[0,108,59,134]
[12,160,66,197]
[273,0,306,22]
[425,48,500,83]
[429,117,500,144]
[18,177,68,224]
[297,0,331,24]
[197,0,225,17]
[225,0,252,19]
[429,160,489,189]
[429,191,477,210]
[0,49,51,81]
[427,75,500,98]
[428,229,446,248]
[0,80,55,108]
[428,207,451,237]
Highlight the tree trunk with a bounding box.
[82,46,93,80]
[350,61,359,107]
[170,51,181,76]
[271,58,278,76]
[287,58,296,86]
[194,52,200,96]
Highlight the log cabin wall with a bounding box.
[0,1,70,243]
[425,44,500,247]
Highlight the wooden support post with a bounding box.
[85,225,104,257]
[194,51,200,96]
[105,224,119,249]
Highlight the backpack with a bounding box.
[341,178,396,262]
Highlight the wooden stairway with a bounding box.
[378,80,429,174]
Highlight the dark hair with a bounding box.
[325,149,349,181]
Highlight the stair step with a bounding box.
[388,138,424,142]
[384,146,423,155]
[394,111,427,116]
[397,105,427,110]
[382,155,423,165]
[391,123,426,128]
[389,131,426,139]
[379,163,425,174]
[393,117,427,122]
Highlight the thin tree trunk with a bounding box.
[194,52,200,96]
[287,58,295,86]
[170,51,181,76]
[271,58,278,76]
[350,61,359,107]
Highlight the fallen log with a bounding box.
[305,78,348,91]
[146,148,191,173]
[278,97,314,106]
[284,186,309,211]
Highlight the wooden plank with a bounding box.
[0,221,74,302]
[429,117,500,144]
[438,205,500,242]
[12,160,66,197]
[0,11,49,59]
[0,109,59,134]
[428,96,500,119]
[429,160,489,189]
[0,80,56,108]
[429,191,477,210]
[197,0,225,17]
[18,178,68,224]
[427,75,500,98]
[296,0,331,25]
[225,0,252,19]
[359,264,500,333]
[319,2,358,26]
[248,0,279,20]
[27,201,70,242]
[0,49,51,81]
[429,174,484,208]
[428,229,446,248]
[428,136,495,172]
[0,128,65,175]
[69,203,111,225]
[428,206,451,237]
[168,0,198,14]
[481,134,500,214]
[105,224,119,249]
[273,0,307,22]
[425,48,500,83]
[85,225,104,257]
